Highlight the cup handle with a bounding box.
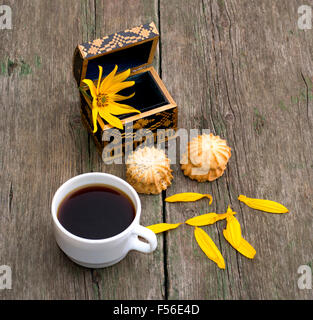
[128,225,157,254]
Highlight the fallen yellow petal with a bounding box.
[225,205,236,217]
[186,213,218,226]
[185,211,236,226]
[165,192,213,204]
[225,214,242,248]
[238,195,289,213]
[194,227,225,269]
[223,228,256,259]
[237,237,256,259]
[146,223,182,234]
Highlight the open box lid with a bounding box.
[73,22,159,87]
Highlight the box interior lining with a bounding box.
[85,40,154,80]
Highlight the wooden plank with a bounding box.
[1,0,312,301]
[0,0,164,299]
[82,0,164,300]
[161,0,313,299]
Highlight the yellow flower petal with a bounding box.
[98,109,123,130]
[185,211,236,227]
[110,68,131,86]
[146,223,182,234]
[238,237,256,259]
[82,79,97,99]
[91,105,99,133]
[165,193,213,204]
[100,65,118,93]
[111,92,135,101]
[223,228,256,259]
[106,81,135,94]
[238,195,289,214]
[106,101,141,115]
[194,227,225,269]
[186,213,218,226]
[97,66,103,94]
[225,214,242,248]
[225,205,236,217]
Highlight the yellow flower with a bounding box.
[82,65,140,132]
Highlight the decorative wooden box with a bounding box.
[73,22,177,161]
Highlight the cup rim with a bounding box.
[51,172,141,244]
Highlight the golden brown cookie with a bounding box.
[126,146,173,194]
[181,133,231,182]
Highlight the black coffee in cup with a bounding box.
[57,184,135,240]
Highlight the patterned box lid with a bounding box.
[78,22,159,59]
[74,22,159,85]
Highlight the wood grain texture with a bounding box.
[161,0,313,299]
[0,0,312,300]
[0,0,164,300]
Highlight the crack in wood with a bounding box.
[91,269,101,300]
[300,71,312,130]
[161,190,169,300]
[158,0,162,79]
[292,72,313,182]
[159,0,169,300]
[85,0,99,300]
[8,182,13,214]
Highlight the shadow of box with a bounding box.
[73,22,177,160]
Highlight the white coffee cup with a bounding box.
[51,172,157,268]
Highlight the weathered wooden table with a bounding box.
[0,0,312,300]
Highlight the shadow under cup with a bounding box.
[51,172,157,268]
